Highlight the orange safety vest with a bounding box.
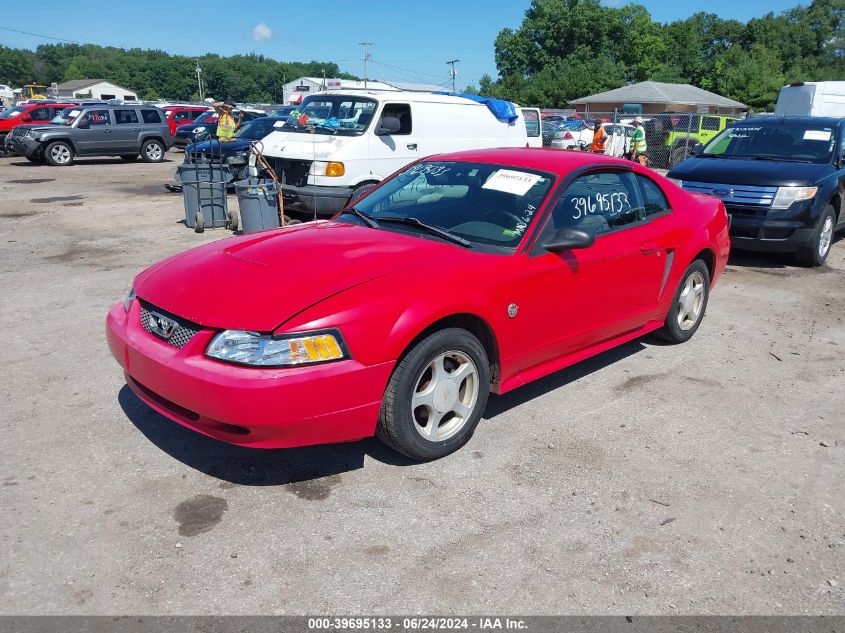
[591,125,607,152]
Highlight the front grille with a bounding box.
[139,300,201,349]
[683,181,777,207]
[272,158,312,187]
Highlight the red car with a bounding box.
[163,106,211,136]
[107,149,730,460]
[0,102,77,154]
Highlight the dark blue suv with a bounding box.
[668,116,845,266]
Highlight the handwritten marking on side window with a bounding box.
[571,193,630,220]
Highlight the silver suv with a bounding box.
[5,104,172,166]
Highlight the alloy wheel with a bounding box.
[677,271,706,331]
[51,145,71,164]
[145,143,163,161]
[411,350,479,442]
[819,215,834,258]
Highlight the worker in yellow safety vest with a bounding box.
[213,101,240,141]
[629,117,648,166]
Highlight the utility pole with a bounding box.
[359,42,374,89]
[446,59,460,92]
[195,60,204,101]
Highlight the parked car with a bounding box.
[272,105,297,118]
[163,105,211,136]
[5,104,172,166]
[668,116,845,266]
[0,102,78,156]
[645,113,739,168]
[541,119,565,147]
[549,121,594,150]
[775,81,845,117]
[182,115,288,183]
[173,109,265,148]
[260,91,541,215]
[107,148,730,459]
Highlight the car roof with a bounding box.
[424,147,634,176]
[743,115,843,126]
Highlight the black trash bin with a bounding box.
[235,179,282,234]
[176,162,235,232]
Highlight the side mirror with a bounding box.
[691,142,702,156]
[543,228,595,252]
[375,116,401,136]
[76,118,90,129]
[21,115,32,122]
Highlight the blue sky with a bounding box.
[1,0,803,89]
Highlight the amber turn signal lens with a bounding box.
[325,162,345,177]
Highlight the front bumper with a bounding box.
[726,206,814,253]
[281,183,354,216]
[7,136,41,158]
[106,300,394,449]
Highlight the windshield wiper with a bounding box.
[340,206,380,229]
[749,155,813,163]
[379,215,472,248]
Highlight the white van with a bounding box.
[774,81,845,117]
[257,91,542,215]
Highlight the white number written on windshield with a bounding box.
[572,193,630,219]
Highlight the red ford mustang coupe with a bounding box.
[107,148,730,460]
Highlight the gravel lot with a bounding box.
[0,152,842,615]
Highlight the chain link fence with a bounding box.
[541,110,747,169]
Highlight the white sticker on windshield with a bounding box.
[804,130,831,141]
[68,110,81,117]
[273,120,286,127]
[482,169,542,196]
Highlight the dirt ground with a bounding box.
[0,152,842,615]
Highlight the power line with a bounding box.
[369,59,447,80]
[0,25,83,44]
[359,42,374,89]
[446,59,460,92]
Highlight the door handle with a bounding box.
[407,143,417,150]
[640,241,659,255]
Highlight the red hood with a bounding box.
[134,221,458,331]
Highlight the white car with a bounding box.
[549,121,594,150]
[550,122,634,156]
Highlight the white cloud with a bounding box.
[251,23,272,41]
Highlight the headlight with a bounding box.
[206,329,348,367]
[124,288,136,312]
[24,129,33,138]
[772,186,817,209]
[310,161,345,177]
[193,126,206,134]
[225,153,248,165]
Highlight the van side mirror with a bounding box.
[543,228,595,252]
[375,116,401,136]
[76,118,90,129]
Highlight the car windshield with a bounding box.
[346,161,555,251]
[236,117,282,139]
[283,95,377,135]
[195,112,218,123]
[50,107,82,125]
[0,106,26,119]
[702,121,837,163]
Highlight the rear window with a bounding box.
[141,109,162,124]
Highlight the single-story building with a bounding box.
[56,79,138,101]
[282,77,443,105]
[569,81,747,116]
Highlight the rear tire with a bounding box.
[377,328,490,460]
[655,259,710,344]
[795,205,835,267]
[44,141,73,166]
[670,146,689,167]
[140,139,165,163]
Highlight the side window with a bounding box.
[114,109,139,124]
[381,103,412,135]
[549,170,645,235]
[637,175,671,216]
[522,109,540,137]
[85,110,111,125]
[141,109,162,123]
[702,116,721,131]
[28,107,51,120]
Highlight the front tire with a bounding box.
[44,141,73,166]
[140,139,165,163]
[377,328,490,460]
[655,259,710,344]
[795,205,835,267]
[348,183,376,206]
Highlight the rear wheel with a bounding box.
[140,139,165,163]
[670,146,690,167]
[44,141,73,166]
[795,205,835,267]
[655,260,710,344]
[377,328,490,460]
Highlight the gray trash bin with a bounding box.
[176,163,234,231]
[235,179,281,234]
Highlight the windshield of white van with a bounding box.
[702,121,837,164]
[283,96,377,135]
